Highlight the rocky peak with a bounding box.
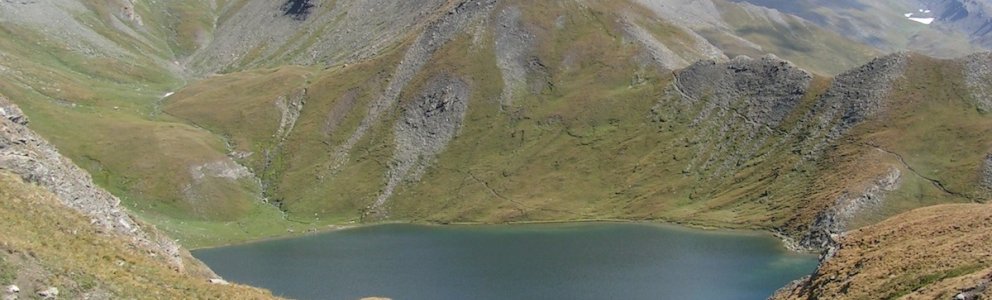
[796,52,908,158]
[823,52,908,127]
[675,55,812,128]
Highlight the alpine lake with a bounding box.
[193,223,817,300]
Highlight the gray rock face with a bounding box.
[676,55,812,128]
[0,98,26,125]
[368,76,471,219]
[666,55,811,176]
[266,88,307,175]
[2,285,17,300]
[495,6,540,107]
[0,1,131,59]
[36,287,56,300]
[964,52,992,113]
[0,96,185,271]
[796,53,908,158]
[800,168,902,251]
[329,0,495,174]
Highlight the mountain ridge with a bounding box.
[0,0,991,298]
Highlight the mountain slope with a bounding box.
[772,203,992,300]
[730,0,987,57]
[0,0,988,250]
[0,171,276,299]
[1,1,991,298]
[0,96,275,298]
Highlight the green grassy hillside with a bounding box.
[0,0,986,249]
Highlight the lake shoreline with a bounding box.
[189,217,818,256]
[193,221,820,300]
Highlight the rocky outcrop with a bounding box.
[367,76,471,219]
[274,89,306,142]
[116,0,142,25]
[329,0,495,174]
[0,95,188,271]
[36,287,57,299]
[266,89,307,175]
[964,52,992,113]
[667,55,811,176]
[799,168,902,251]
[495,6,543,107]
[795,53,908,159]
[676,55,811,128]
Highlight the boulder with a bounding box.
[37,287,57,299]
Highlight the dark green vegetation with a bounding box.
[0,0,987,252]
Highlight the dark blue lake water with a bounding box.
[193,223,817,300]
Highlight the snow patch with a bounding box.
[908,17,935,24]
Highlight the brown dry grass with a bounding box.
[0,171,278,299]
[774,203,992,299]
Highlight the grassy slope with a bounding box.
[832,54,991,228]
[0,1,311,248]
[772,203,992,300]
[159,1,987,246]
[1,0,986,250]
[0,171,276,299]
